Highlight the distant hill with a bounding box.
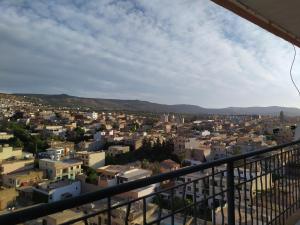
[11,93,300,116]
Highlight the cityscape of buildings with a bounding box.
[2,0,300,224]
[0,93,299,224]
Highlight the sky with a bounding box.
[0,0,300,108]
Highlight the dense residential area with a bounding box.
[0,93,299,224]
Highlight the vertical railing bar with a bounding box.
[125,201,131,225]
[284,150,288,220]
[107,197,111,225]
[203,178,208,225]
[255,161,259,225]
[296,146,300,210]
[212,167,216,225]
[182,183,187,225]
[259,159,264,225]
[287,150,292,216]
[156,192,162,225]
[297,146,300,209]
[220,171,225,225]
[237,167,242,225]
[193,181,197,225]
[269,156,273,224]
[281,148,285,225]
[227,161,235,225]
[273,155,277,225]
[171,188,175,225]
[264,158,269,225]
[288,148,294,216]
[143,198,147,225]
[277,153,282,225]
[249,162,254,225]
[292,150,296,213]
[244,158,248,225]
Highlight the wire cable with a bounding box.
[290,44,300,96]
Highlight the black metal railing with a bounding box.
[2,140,300,225]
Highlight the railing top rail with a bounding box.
[1,139,300,225]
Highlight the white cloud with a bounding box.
[0,0,299,107]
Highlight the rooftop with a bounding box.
[35,179,80,192]
[40,158,82,168]
[119,168,152,179]
[96,165,130,174]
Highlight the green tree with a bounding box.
[141,159,150,169]
[12,137,23,148]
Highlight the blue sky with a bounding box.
[0,0,299,108]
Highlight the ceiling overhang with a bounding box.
[211,0,300,48]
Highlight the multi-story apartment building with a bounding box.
[39,159,82,180]
[175,171,208,203]
[76,151,105,169]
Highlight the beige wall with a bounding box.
[0,146,22,161]
[87,152,105,169]
[2,170,44,188]
[0,188,18,210]
[76,152,105,169]
[0,159,34,175]
[0,133,14,140]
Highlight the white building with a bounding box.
[33,180,81,203]
[45,148,65,161]
[45,125,66,137]
[86,112,98,120]
[175,171,207,203]
[201,130,211,137]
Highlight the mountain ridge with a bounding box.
[10,93,300,116]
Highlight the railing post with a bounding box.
[227,161,235,225]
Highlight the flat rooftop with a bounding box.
[36,179,80,192]
[119,168,152,179]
